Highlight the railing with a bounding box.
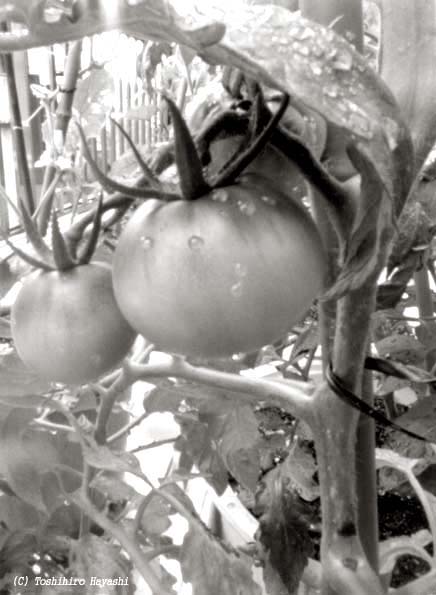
[0,34,169,232]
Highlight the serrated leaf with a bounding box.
[0,409,60,512]
[82,437,141,477]
[71,534,130,584]
[175,418,228,495]
[139,492,172,537]
[375,334,426,366]
[219,405,261,492]
[180,523,262,595]
[256,463,312,594]
[0,346,51,401]
[73,69,115,137]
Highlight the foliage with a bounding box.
[1,1,436,595]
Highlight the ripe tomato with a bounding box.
[11,262,136,384]
[112,175,326,358]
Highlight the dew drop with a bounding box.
[310,62,323,76]
[324,84,340,98]
[234,262,248,278]
[231,281,243,298]
[141,236,154,250]
[261,195,277,206]
[212,189,229,203]
[332,49,353,71]
[299,45,311,57]
[237,199,256,216]
[188,235,204,249]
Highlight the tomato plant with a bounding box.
[11,262,136,384]
[2,2,436,595]
[113,176,326,357]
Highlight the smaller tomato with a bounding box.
[11,262,136,384]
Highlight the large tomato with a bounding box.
[11,262,136,384]
[112,175,326,358]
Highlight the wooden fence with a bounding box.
[0,36,168,232]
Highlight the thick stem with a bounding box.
[355,372,378,572]
[313,282,382,595]
[37,40,82,234]
[1,23,35,215]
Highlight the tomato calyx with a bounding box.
[6,193,104,271]
[79,89,291,203]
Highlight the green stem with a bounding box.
[1,23,35,215]
[300,2,380,593]
[37,40,82,234]
[355,371,378,571]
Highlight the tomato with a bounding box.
[112,175,326,358]
[11,262,136,384]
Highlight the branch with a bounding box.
[71,492,173,595]
[128,355,313,420]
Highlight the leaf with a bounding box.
[219,405,261,492]
[387,202,434,274]
[283,443,319,502]
[0,345,50,403]
[375,334,426,366]
[139,492,172,538]
[0,409,60,512]
[256,463,312,594]
[393,399,436,444]
[377,0,436,171]
[0,493,40,532]
[73,69,115,137]
[82,437,141,477]
[175,3,414,206]
[179,522,262,595]
[376,253,419,309]
[71,534,131,586]
[89,475,136,503]
[175,417,229,495]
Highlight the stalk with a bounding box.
[37,40,82,234]
[300,0,379,592]
[1,22,35,215]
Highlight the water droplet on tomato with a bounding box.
[261,195,277,206]
[230,281,243,298]
[141,236,153,250]
[234,263,247,278]
[212,189,229,203]
[324,84,339,98]
[332,49,353,71]
[237,199,256,216]
[310,62,323,76]
[188,235,204,249]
